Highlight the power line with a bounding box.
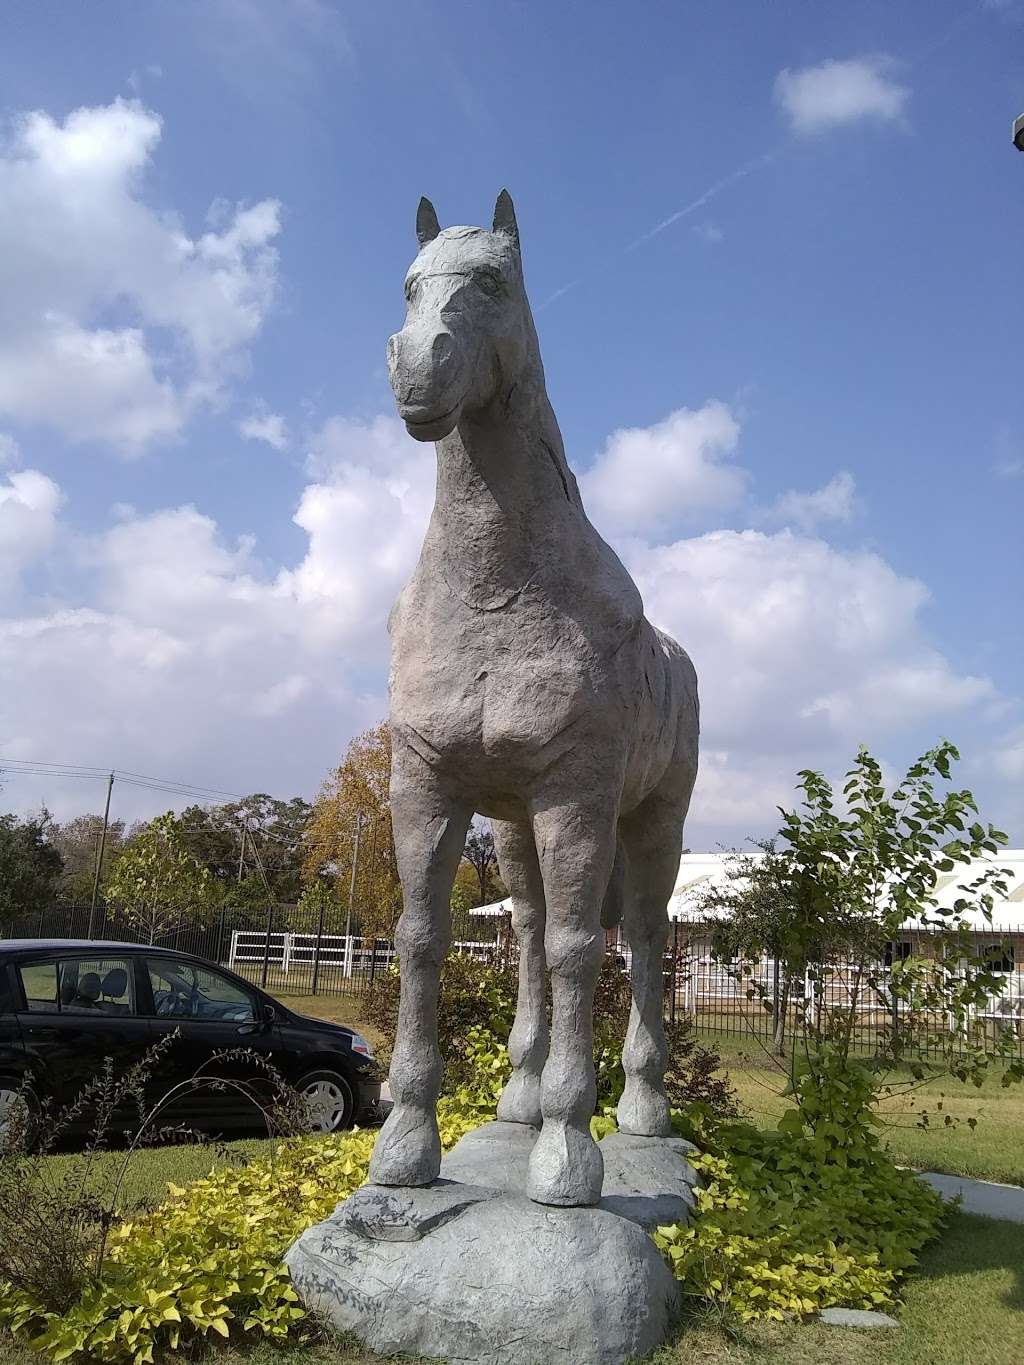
[1,758,242,803]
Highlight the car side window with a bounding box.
[17,957,136,1015]
[146,959,256,1023]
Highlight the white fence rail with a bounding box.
[227,930,500,978]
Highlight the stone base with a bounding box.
[439,1120,702,1231]
[599,1130,701,1229]
[285,1179,680,1365]
[439,1119,537,1191]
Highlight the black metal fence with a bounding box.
[646,919,1023,1059]
[6,903,1021,1057]
[4,900,508,1001]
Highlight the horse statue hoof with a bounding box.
[368,1104,441,1187]
[526,1121,604,1207]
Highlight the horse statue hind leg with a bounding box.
[492,816,548,1128]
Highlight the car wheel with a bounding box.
[0,1081,37,1148]
[297,1070,354,1133]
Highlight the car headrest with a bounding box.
[77,972,102,1001]
[101,967,128,999]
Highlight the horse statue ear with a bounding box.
[416,197,441,247]
[492,189,520,248]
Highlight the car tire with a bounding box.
[0,1080,38,1148]
[295,1069,355,1133]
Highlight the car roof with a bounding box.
[0,939,201,956]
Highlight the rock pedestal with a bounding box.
[285,1179,679,1365]
[286,1123,703,1365]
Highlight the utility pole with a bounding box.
[343,811,366,978]
[87,772,114,940]
[237,817,248,883]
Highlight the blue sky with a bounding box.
[0,0,1021,846]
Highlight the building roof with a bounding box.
[471,850,1024,932]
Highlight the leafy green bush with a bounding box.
[365,951,738,1119]
[655,1113,945,1323]
[0,1105,480,1364]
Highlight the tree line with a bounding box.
[0,723,505,940]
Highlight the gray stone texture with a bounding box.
[818,1307,899,1329]
[599,1130,701,1229]
[285,1180,680,1365]
[371,191,700,1208]
[438,1121,703,1232]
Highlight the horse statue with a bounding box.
[368,191,699,1208]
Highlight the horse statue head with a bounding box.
[388,190,532,443]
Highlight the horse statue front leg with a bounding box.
[525,796,617,1207]
[369,749,471,1187]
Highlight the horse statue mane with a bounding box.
[369,191,699,1209]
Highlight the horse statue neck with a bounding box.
[427,308,584,612]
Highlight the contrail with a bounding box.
[626,149,777,252]
[539,147,777,309]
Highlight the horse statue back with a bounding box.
[369,191,699,1207]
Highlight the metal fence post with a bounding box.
[261,902,273,988]
[311,894,326,996]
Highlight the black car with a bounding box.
[0,940,380,1138]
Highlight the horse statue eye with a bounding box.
[476,272,504,299]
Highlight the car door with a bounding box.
[12,950,152,1128]
[142,955,279,1133]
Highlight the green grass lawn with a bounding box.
[706,1032,1024,1187]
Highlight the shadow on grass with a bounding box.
[914,1209,1024,1312]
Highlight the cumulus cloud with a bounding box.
[580,401,746,539]
[0,97,280,455]
[2,398,1012,845]
[765,470,858,531]
[775,57,908,135]
[0,468,64,584]
[0,415,432,817]
[239,411,290,451]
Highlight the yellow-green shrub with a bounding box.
[654,1117,945,1322]
[0,1102,480,1364]
[0,1093,946,1360]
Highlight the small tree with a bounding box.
[302,723,401,940]
[106,812,215,943]
[0,812,63,930]
[462,825,500,907]
[698,742,1020,1149]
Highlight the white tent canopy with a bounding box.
[470,849,1024,932]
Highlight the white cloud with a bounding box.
[765,470,859,531]
[239,411,290,451]
[775,57,908,135]
[0,406,1013,843]
[994,457,1023,479]
[0,97,280,455]
[692,221,724,245]
[625,527,996,835]
[580,402,746,539]
[0,468,64,582]
[0,434,21,467]
[0,415,430,818]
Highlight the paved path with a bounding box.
[918,1171,1024,1223]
